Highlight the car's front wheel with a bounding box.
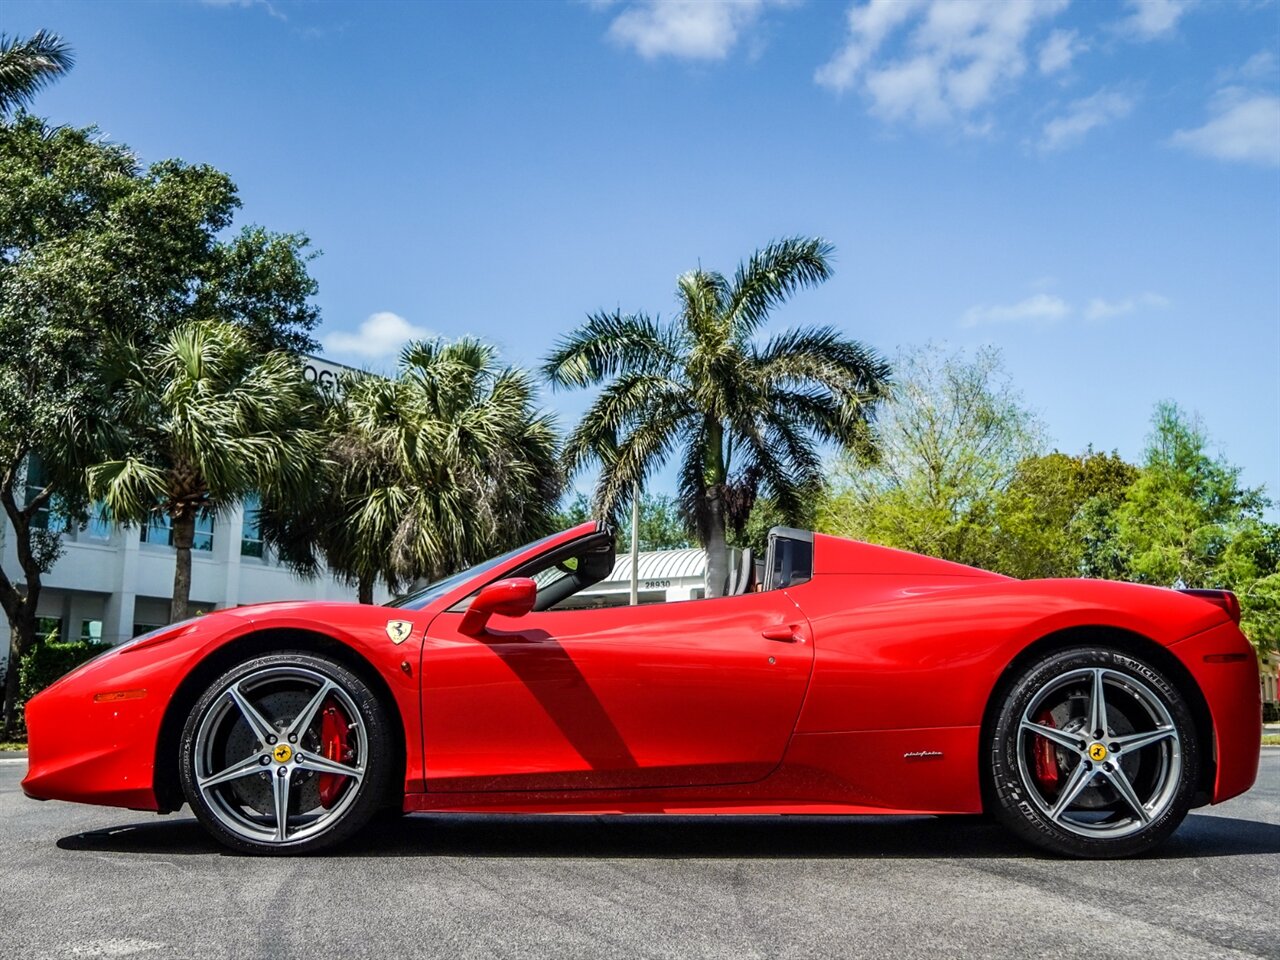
[179,652,392,855]
[989,645,1199,858]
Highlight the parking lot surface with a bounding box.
[0,752,1276,960]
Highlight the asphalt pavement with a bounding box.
[0,753,1276,960]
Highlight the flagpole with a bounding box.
[629,483,640,606]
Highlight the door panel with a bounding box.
[420,592,814,791]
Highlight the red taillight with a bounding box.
[1179,588,1242,624]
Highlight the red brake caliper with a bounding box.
[318,699,355,809]
[1032,708,1061,791]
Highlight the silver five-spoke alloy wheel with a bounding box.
[990,645,1199,858]
[180,652,391,854]
[1017,667,1181,839]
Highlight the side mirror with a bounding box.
[458,577,537,636]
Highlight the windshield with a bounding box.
[385,531,565,611]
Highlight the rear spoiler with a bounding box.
[1178,589,1241,624]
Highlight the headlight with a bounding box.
[118,618,201,653]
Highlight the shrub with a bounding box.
[1264,702,1279,724]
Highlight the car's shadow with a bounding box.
[56,811,1280,861]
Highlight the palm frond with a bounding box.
[591,405,694,521]
[734,419,821,526]
[86,458,167,522]
[0,31,74,115]
[676,269,729,343]
[724,237,834,339]
[542,310,681,389]
[561,373,690,477]
[754,325,891,392]
[676,419,712,543]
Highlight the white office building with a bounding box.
[0,357,387,660]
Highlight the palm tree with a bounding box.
[88,322,324,621]
[262,338,562,603]
[544,237,892,597]
[0,31,74,116]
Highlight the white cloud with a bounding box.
[816,0,1068,128]
[200,0,286,21]
[962,291,1169,327]
[1040,89,1136,152]
[605,0,788,61]
[324,312,431,360]
[1084,292,1171,321]
[1116,0,1194,41]
[1236,50,1278,82]
[814,0,924,93]
[1038,28,1085,75]
[1171,89,1280,167]
[961,294,1071,328]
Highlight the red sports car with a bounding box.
[23,522,1260,857]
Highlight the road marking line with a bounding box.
[0,758,28,765]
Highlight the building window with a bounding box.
[24,454,64,533]
[36,616,62,644]
[241,494,264,558]
[80,619,103,643]
[140,510,214,551]
[83,501,112,541]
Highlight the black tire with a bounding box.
[989,645,1199,859]
[179,651,393,855]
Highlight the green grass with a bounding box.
[1263,735,1280,747]
[0,741,27,752]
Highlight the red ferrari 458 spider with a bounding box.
[23,522,1260,857]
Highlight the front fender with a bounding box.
[24,603,424,810]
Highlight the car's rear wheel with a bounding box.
[989,645,1199,858]
[179,652,392,855]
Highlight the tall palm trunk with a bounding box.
[170,513,196,622]
[702,419,730,598]
[704,486,729,598]
[357,573,375,605]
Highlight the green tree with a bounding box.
[556,490,694,553]
[263,339,562,603]
[0,118,223,734]
[729,495,815,553]
[0,116,322,734]
[545,237,890,596]
[1114,402,1279,653]
[1116,403,1270,586]
[0,31,73,116]
[88,322,323,621]
[991,449,1138,579]
[819,345,1041,568]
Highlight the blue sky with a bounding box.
[7,0,1280,510]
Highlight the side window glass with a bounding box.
[525,542,615,611]
[448,534,619,613]
[766,530,814,590]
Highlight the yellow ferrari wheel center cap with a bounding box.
[273,743,293,764]
[1088,742,1108,762]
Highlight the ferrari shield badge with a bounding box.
[385,620,414,645]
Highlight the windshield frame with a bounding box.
[384,525,601,612]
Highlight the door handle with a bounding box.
[762,623,802,643]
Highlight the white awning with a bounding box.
[606,548,707,583]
